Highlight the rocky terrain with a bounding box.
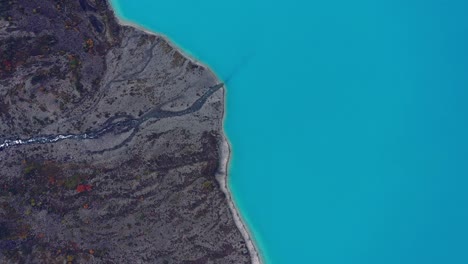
[0,0,253,263]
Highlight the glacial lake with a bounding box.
[110,0,468,263]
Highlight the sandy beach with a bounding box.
[216,127,262,264]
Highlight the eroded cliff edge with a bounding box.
[0,0,255,262]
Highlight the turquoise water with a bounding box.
[110,1,468,263]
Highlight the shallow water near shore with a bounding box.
[110,0,468,263]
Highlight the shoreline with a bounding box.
[108,2,263,263]
[109,0,205,70]
[216,127,262,264]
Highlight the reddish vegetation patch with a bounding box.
[2,60,12,71]
[76,184,92,193]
